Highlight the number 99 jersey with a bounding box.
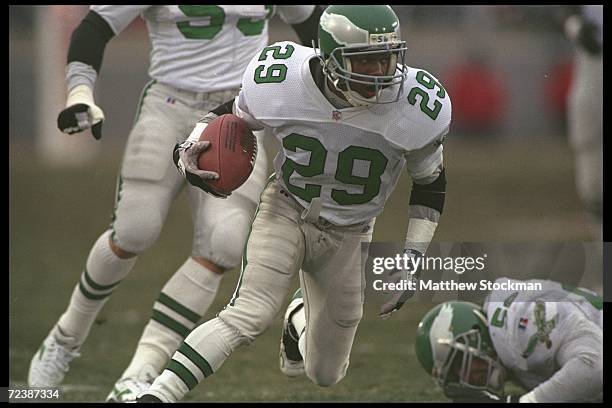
[235,42,452,226]
[91,6,315,92]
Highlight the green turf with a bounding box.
[9,137,592,402]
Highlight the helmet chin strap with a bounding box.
[331,78,375,107]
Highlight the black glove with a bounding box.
[172,141,228,198]
[378,249,422,319]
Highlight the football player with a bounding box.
[415,278,603,403]
[138,5,451,402]
[564,6,602,253]
[27,5,321,402]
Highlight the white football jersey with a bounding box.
[91,5,315,92]
[483,277,603,392]
[235,42,452,225]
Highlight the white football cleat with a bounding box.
[106,363,158,402]
[28,331,81,388]
[106,377,153,403]
[279,289,305,377]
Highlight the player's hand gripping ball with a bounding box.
[197,114,257,196]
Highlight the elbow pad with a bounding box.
[67,10,115,72]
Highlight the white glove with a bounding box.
[57,85,105,140]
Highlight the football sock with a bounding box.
[145,317,244,402]
[121,258,223,380]
[55,230,137,347]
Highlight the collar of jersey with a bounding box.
[301,52,369,114]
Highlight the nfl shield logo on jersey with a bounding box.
[332,110,342,121]
[519,317,528,329]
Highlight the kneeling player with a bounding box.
[415,277,603,403]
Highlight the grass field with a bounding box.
[9,136,593,402]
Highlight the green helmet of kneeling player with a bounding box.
[415,301,506,399]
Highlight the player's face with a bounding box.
[348,53,391,98]
[464,356,489,386]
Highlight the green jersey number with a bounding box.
[254,44,294,84]
[281,133,389,205]
[407,70,446,120]
[177,5,272,40]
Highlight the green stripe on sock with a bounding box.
[167,359,198,391]
[178,343,214,377]
[78,279,112,300]
[83,268,121,292]
[158,293,200,324]
[151,310,190,337]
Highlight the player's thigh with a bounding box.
[121,81,195,183]
[300,222,374,385]
[218,180,305,339]
[111,176,182,254]
[187,185,257,269]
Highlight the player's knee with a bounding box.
[196,210,251,269]
[113,209,164,254]
[306,366,344,387]
[328,301,363,329]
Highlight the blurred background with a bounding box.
[9,5,602,402]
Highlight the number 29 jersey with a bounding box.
[235,42,452,226]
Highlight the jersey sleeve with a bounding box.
[275,5,316,24]
[386,68,452,152]
[405,143,444,182]
[234,89,266,131]
[90,5,151,35]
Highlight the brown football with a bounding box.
[197,114,257,195]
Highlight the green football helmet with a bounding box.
[317,5,408,107]
[415,301,505,398]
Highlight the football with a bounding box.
[197,114,257,195]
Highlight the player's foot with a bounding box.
[279,289,305,377]
[136,394,163,403]
[107,377,154,402]
[28,329,81,387]
[107,363,158,402]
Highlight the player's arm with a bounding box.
[57,6,147,139]
[379,141,446,318]
[519,318,603,403]
[276,5,324,47]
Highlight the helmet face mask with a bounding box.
[435,328,505,396]
[415,302,506,399]
[317,5,409,107]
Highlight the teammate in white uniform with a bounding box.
[27,5,320,402]
[415,278,603,402]
[564,5,602,262]
[138,5,452,402]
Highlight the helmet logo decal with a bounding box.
[320,11,369,46]
[521,301,556,358]
[429,303,455,373]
